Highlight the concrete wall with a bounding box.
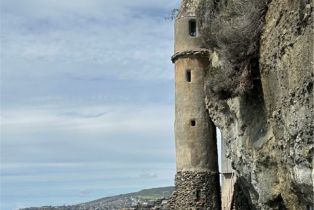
[221,136,232,174]
[175,56,218,172]
[174,17,204,53]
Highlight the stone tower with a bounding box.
[170,0,221,209]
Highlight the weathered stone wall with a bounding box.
[169,171,221,210]
[196,0,313,209]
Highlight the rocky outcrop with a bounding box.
[197,0,313,209]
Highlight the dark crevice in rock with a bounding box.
[265,194,287,210]
[233,178,257,210]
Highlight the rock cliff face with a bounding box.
[197,0,313,209]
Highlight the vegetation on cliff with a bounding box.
[197,0,269,99]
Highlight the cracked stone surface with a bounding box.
[202,0,313,209]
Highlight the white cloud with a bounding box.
[0,161,175,170]
[1,0,178,81]
[0,1,178,208]
[1,104,174,135]
[2,0,177,19]
[1,103,175,165]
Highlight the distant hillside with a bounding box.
[21,186,174,210]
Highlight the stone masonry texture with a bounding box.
[169,171,221,210]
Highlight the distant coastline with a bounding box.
[20,186,174,210]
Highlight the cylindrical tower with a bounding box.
[169,0,221,209]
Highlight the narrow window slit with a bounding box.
[190,120,196,127]
[186,70,191,82]
[196,190,201,201]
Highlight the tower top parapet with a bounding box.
[174,0,205,56]
[177,0,200,19]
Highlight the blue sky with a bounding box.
[0,0,180,209]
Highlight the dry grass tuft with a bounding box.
[197,0,269,99]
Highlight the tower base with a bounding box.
[169,171,221,210]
